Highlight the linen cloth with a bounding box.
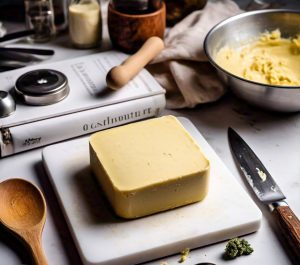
[148,0,242,109]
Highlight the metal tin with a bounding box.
[15,69,69,105]
[0,91,16,118]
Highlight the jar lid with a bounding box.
[15,69,69,105]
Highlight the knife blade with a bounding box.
[228,127,300,262]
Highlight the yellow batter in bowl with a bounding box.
[215,30,300,86]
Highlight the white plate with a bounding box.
[42,117,261,265]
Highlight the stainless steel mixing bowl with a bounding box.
[204,10,300,112]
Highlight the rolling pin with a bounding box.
[106,36,164,90]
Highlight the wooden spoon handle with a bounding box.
[29,236,48,265]
[106,36,164,90]
[273,205,300,262]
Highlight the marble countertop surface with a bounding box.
[1,1,300,264]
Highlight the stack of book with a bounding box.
[0,51,166,157]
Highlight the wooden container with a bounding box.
[108,2,166,53]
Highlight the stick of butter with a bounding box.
[89,115,210,219]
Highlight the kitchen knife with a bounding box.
[228,127,300,262]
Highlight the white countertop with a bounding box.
[1,1,300,264]
[2,78,300,265]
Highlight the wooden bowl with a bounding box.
[108,3,166,53]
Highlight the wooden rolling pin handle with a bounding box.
[106,36,164,90]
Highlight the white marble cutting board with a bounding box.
[42,117,262,265]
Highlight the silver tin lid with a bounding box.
[15,69,69,105]
[0,90,16,118]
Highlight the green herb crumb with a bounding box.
[178,248,190,263]
[224,237,253,259]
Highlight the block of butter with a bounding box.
[89,116,210,219]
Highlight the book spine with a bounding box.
[0,94,165,157]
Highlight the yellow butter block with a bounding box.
[89,116,210,219]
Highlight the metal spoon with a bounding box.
[0,90,15,118]
[0,178,48,265]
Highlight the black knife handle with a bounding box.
[0,30,35,43]
[273,205,300,263]
[0,47,55,56]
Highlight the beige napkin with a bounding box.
[147,0,242,109]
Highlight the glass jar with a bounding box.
[0,22,6,38]
[68,0,102,48]
[24,0,56,43]
[52,0,68,32]
[165,0,207,26]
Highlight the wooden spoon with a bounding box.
[0,178,48,265]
